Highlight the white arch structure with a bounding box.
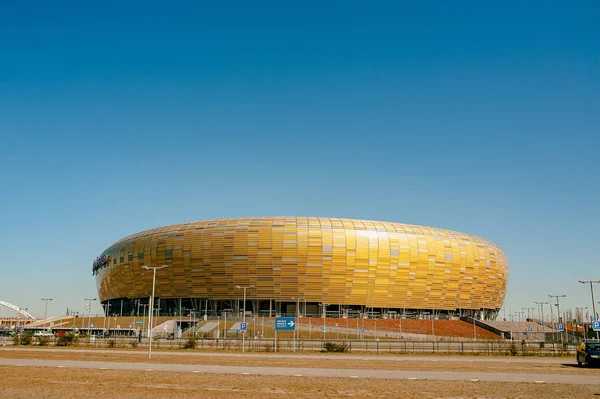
[0,301,35,319]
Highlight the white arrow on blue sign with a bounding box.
[240,322,247,331]
[593,321,600,332]
[275,317,296,331]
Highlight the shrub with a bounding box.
[323,342,348,353]
[506,341,518,356]
[20,333,33,346]
[107,339,117,348]
[183,336,197,349]
[262,343,274,352]
[13,332,33,346]
[37,335,51,346]
[57,332,78,347]
[129,340,138,349]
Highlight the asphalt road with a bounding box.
[1,348,597,384]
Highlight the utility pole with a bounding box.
[549,294,567,344]
[579,280,600,339]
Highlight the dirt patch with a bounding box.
[1,366,599,399]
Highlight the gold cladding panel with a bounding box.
[95,217,508,310]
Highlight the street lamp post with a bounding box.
[549,294,567,343]
[42,298,53,330]
[579,280,600,339]
[236,285,255,353]
[535,301,549,342]
[85,298,97,335]
[291,296,305,352]
[142,264,168,359]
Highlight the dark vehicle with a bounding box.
[577,341,600,367]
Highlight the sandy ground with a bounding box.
[1,348,599,398]
[2,366,599,399]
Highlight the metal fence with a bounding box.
[1,335,576,356]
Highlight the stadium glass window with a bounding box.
[113,258,116,264]
[120,256,124,263]
[165,249,173,257]
[138,252,143,259]
[128,253,133,261]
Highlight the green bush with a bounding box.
[507,341,518,356]
[13,332,33,346]
[183,336,197,349]
[323,342,348,353]
[57,332,78,347]
[21,333,33,346]
[107,339,117,348]
[37,335,51,346]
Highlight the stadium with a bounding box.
[93,217,508,320]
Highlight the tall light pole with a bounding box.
[143,264,168,359]
[236,285,254,353]
[42,298,53,330]
[535,301,549,341]
[549,294,567,343]
[579,280,600,339]
[291,296,305,352]
[85,298,96,334]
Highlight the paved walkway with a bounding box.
[0,356,596,384]
[1,348,597,384]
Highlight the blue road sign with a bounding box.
[528,327,532,332]
[135,320,143,324]
[593,321,600,332]
[240,322,247,331]
[275,317,296,331]
[557,323,564,331]
[323,326,327,332]
[361,328,365,333]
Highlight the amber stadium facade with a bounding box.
[94,217,508,320]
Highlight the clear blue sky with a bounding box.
[0,1,598,319]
